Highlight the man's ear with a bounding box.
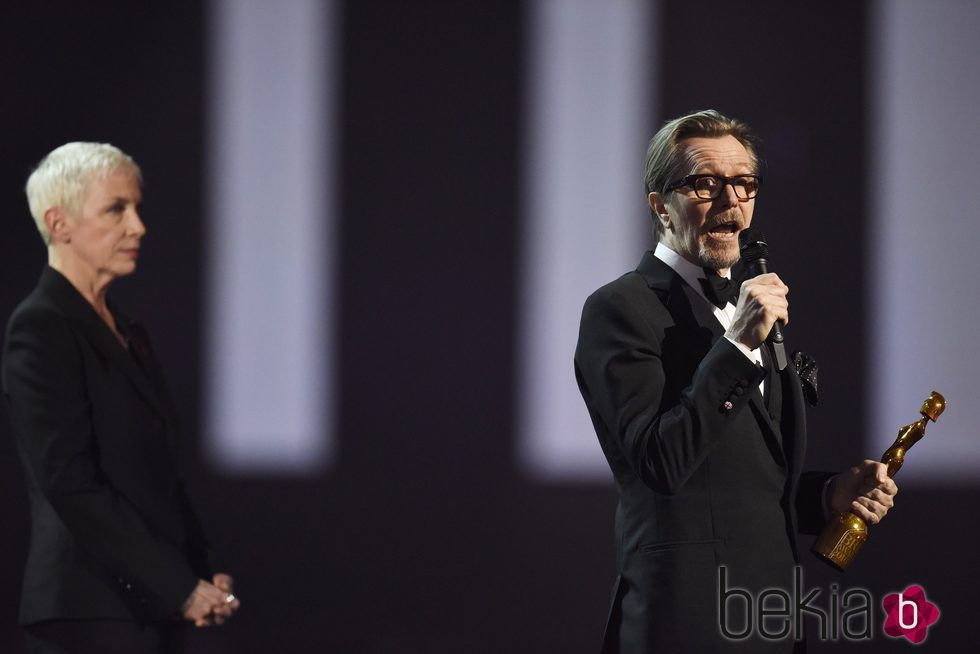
[649,192,670,230]
[44,207,71,243]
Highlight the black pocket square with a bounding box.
[792,350,819,407]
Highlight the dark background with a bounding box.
[0,1,974,652]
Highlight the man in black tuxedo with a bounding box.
[574,110,898,652]
[3,143,240,653]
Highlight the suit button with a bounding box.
[734,387,744,396]
[723,401,734,411]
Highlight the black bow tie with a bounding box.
[698,268,739,309]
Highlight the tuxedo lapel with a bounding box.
[750,343,788,467]
[677,283,725,342]
[37,267,169,420]
[637,251,722,346]
[636,252,791,467]
[779,360,807,479]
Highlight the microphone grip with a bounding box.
[746,257,784,343]
[746,257,788,370]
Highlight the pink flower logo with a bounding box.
[882,585,940,644]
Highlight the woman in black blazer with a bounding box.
[2,143,240,654]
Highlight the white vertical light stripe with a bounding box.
[870,0,980,481]
[519,0,654,479]
[205,0,336,473]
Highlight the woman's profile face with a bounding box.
[65,170,146,281]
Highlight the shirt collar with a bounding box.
[653,242,731,297]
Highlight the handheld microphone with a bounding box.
[738,227,787,370]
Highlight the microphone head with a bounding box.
[738,227,769,263]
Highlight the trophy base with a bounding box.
[811,512,868,572]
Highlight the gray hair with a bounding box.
[25,142,141,244]
[643,110,759,240]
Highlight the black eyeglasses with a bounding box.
[664,174,762,200]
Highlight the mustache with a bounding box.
[705,211,744,231]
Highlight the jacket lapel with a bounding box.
[759,342,809,476]
[637,252,789,467]
[748,344,788,468]
[38,267,169,420]
[636,251,721,345]
[779,359,807,479]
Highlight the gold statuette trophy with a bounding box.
[811,391,946,571]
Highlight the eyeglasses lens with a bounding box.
[693,176,758,200]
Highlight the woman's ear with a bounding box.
[45,207,71,244]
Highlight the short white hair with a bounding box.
[25,142,141,244]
